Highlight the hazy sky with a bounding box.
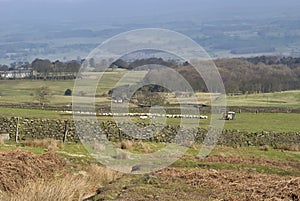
[1,0,300,25]
[0,0,299,63]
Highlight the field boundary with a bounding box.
[1,117,299,149]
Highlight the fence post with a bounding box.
[63,120,68,143]
[15,117,19,143]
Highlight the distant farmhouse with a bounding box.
[0,70,32,79]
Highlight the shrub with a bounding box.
[120,140,133,149]
[64,89,72,96]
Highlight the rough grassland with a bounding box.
[0,143,121,201]
[0,141,299,201]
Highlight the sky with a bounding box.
[0,0,299,25]
[0,0,299,63]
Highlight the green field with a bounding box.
[1,74,300,108]
[172,91,300,108]
[226,90,300,108]
[0,107,299,132]
[224,112,300,132]
[0,70,146,106]
[0,75,299,133]
[0,80,75,105]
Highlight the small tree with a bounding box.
[64,89,72,96]
[35,86,51,108]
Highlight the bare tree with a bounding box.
[34,86,51,108]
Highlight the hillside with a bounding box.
[111,56,300,94]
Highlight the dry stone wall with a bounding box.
[0,117,299,148]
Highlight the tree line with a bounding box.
[112,56,300,94]
[215,58,300,94]
[31,59,81,80]
[1,55,300,94]
[0,59,81,80]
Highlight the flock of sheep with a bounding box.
[70,111,208,120]
[101,112,208,120]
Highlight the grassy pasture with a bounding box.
[0,70,147,105]
[226,90,300,108]
[0,80,75,106]
[0,73,299,133]
[0,71,300,108]
[223,112,300,132]
[169,90,300,108]
[162,112,300,132]
[0,107,67,119]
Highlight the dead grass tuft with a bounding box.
[0,150,121,201]
[84,164,121,191]
[116,149,129,160]
[6,174,88,201]
[135,141,151,153]
[22,138,64,151]
[274,144,300,152]
[259,145,269,151]
[5,165,121,201]
[190,144,199,150]
[0,150,65,193]
[119,140,151,153]
[120,140,133,150]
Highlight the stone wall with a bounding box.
[0,117,78,142]
[0,117,299,148]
